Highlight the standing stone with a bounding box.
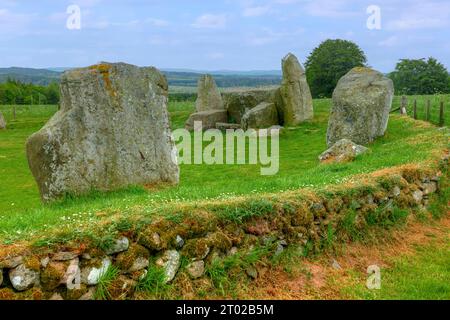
[241,102,279,130]
[278,53,313,126]
[26,62,179,201]
[195,74,224,112]
[327,67,394,147]
[0,112,6,129]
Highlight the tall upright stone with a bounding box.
[26,62,179,201]
[326,67,394,147]
[195,74,224,112]
[278,53,313,126]
[0,112,6,129]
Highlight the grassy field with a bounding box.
[347,240,450,299]
[340,217,450,300]
[391,94,450,126]
[0,95,448,244]
[233,215,450,300]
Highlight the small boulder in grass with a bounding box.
[319,139,369,163]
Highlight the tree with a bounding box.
[389,58,450,95]
[0,80,61,105]
[305,39,367,98]
[45,82,60,104]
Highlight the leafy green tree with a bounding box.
[389,58,450,95]
[305,39,367,98]
[0,79,60,105]
[45,82,60,104]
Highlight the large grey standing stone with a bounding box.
[241,102,279,130]
[278,53,313,126]
[195,74,224,112]
[223,88,278,124]
[327,67,394,147]
[26,62,179,201]
[0,112,6,129]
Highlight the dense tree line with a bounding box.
[0,79,59,105]
[304,39,450,98]
[388,58,450,95]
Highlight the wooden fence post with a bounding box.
[439,101,445,127]
[13,105,16,120]
[413,99,417,119]
[426,99,431,122]
[400,96,407,115]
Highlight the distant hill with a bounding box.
[0,67,282,88]
[161,68,281,76]
[162,70,281,88]
[0,67,61,85]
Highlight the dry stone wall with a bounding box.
[0,154,447,300]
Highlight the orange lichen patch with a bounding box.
[89,63,117,98]
[351,66,373,73]
[0,288,16,300]
[23,256,41,271]
[0,244,28,259]
[0,244,30,267]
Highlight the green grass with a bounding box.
[343,239,450,300]
[205,246,269,296]
[391,94,450,126]
[0,96,448,243]
[135,263,170,298]
[93,265,120,300]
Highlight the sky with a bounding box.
[0,0,449,72]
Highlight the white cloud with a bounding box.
[302,0,357,18]
[386,1,450,30]
[192,14,227,29]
